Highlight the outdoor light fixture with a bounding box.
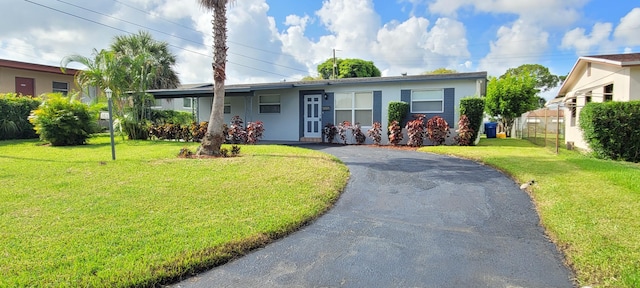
[105,87,116,160]
[324,93,328,100]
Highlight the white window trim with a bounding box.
[410,89,444,113]
[258,94,281,114]
[334,91,373,127]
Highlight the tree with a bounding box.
[423,68,457,74]
[317,58,381,79]
[485,73,538,137]
[62,32,181,140]
[502,64,562,92]
[197,0,231,156]
[111,31,179,90]
[61,49,127,112]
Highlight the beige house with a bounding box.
[0,59,80,97]
[554,53,640,150]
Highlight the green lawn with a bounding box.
[419,138,640,287]
[0,136,349,287]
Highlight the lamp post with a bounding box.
[105,88,116,160]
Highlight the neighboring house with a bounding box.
[554,53,640,150]
[0,59,82,98]
[148,72,487,144]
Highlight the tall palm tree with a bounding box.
[196,0,231,156]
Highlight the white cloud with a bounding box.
[613,8,640,46]
[560,22,613,55]
[479,20,549,76]
[428,0,588,27]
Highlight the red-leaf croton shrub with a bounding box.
[426,115,450,146]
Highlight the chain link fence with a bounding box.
[513,107,565,152]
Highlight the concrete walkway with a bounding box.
[173,145,574,287]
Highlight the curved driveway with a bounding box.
[173,145,574,287]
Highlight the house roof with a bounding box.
[148,72,488,99]
[555,53,640,100]
[0,59,80,75]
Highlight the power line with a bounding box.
[23,0,301,79]
[54,0,310,74]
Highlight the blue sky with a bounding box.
[1,0,638,99]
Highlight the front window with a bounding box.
[52,81,68,95]
[335,91,373,126]
[411,90,444,113]
[183,98,192,108]
[259,95,280,113]
[604,84,613,102]
[224,98,231,114]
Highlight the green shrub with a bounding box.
[0,93,41,140]
[388,101,408,127]
[579,101,640,162]
[459,97,485,145]
[29,93,97,146]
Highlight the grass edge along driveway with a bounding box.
[0,136,349,287]
[419,138,640,288]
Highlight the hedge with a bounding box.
[460,97,485,145]
[388,101,409,127]
[0,93,41,140]
[579,101,640,162]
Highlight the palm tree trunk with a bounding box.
[197,0,228,156]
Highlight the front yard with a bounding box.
[0,136,349,287]
[420,138,640,287]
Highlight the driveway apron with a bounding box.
[173,145,574,288]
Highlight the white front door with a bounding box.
[304,94,322,138]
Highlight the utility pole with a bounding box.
[332,48,337,79]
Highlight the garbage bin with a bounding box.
[484,122,497,138]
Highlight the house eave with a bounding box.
[148,72,488,99]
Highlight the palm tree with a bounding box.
[111,31,180,90]
[196,0,232,156]
[61,49,126,113]
[63,32,181,140]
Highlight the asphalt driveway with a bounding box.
[173,145,574,287]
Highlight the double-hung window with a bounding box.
[411,90,443,113]
[335,92,373,126]
[52,81,69,95]
[259,95,280,113]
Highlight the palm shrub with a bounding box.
[426,116,450,146]
[459,97,485,145]
[29,93,97,146]
[579,101,640,162]
[406,114,426,147]
[0,93,41,140]
[388,120,403,146]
